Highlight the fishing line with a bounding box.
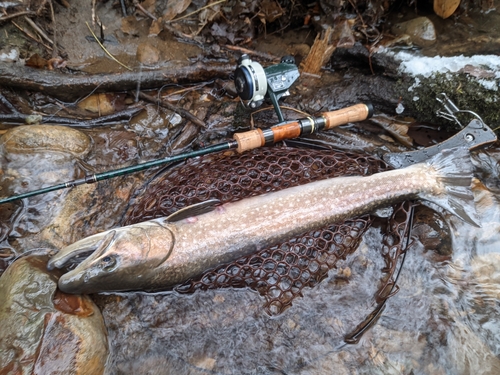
[343,203,416,344]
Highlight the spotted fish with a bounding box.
[48,147,478,294]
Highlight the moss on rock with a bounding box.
[398,73,500,132]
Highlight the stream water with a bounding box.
[91,147,500,375]
[1,102,499,374]
[1,2,500,373]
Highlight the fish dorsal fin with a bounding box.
[166,199,222,222]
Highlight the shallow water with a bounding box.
[90,161,500,374]
[2,117,500,374]
[1,0,500,371]
[1,91,500,375]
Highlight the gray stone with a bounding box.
[391,17,437,47]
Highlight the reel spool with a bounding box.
[234,54,300,122]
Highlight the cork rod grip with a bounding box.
[234,128,265,153]
[322,103,373,130]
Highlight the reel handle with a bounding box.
[234,103,373,153]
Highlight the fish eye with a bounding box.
[101,255,116,271]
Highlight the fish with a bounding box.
[47,147,479,295]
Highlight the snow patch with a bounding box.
[394,51,500,78]
[384,50,500,91]
[0,49,18,62]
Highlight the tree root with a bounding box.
[0,106,143,128]
[0,61,233,101]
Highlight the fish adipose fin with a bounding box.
[423,147,480,227]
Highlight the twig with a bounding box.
[162,82,211,99]
[85,21,132,71]
[0,10,35,23]
[162,23,194,41]
[167,0,226,23]
[0,61,233,100]
[36,0,50,15]
[11,20,53,52]
[0,106,144,128]
[134,0,157,21]
[137,91,206,128]
[24,16,54,45]
[0,92,18,113]
[224,45,279,61]
[48,0,57,58]
[0,0,47,23]
[120,0,128,17]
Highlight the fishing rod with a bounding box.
[0,103,373,205]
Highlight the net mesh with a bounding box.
[123,146,406,315]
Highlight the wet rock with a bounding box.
[471,253,500,299]
[447,320,500,375]
[121,15,142,36]
[149,18,164,37]
[0,255,108,375]
[412,205,453,256]
[38,174,138,249]
[188,355,216,371]
[136,42,161,66]
[391,17,437,47]
[0,125,91,159]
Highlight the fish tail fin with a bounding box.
[422,147,479,227]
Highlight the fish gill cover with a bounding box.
[123,146,411,315]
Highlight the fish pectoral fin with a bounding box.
[47,230,117,270]
[166,198,222,222]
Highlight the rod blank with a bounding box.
[0,103,373,205]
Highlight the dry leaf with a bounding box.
[25,53,48,69]
[163,0,192,21]
[434,0,461,19]
[77,93,115,115]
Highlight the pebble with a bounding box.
[471,252,500,298]
[391,17,437,47]
[136,42,160,66]
[0,255,108,374]
[0,125,91,158]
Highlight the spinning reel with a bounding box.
[234,54,300,123]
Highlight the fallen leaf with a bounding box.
[434,0,461,19]
[25,53,47,69]
[77,93,115,115]
[163,0,192,21]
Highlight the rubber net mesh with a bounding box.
[123,146,397,315]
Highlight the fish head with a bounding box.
[47,220,174,294]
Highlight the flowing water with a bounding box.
[1,101,499,374]
[91,157,500,375]
[1,3,500,369]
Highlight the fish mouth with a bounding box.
[47,230,116,271]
